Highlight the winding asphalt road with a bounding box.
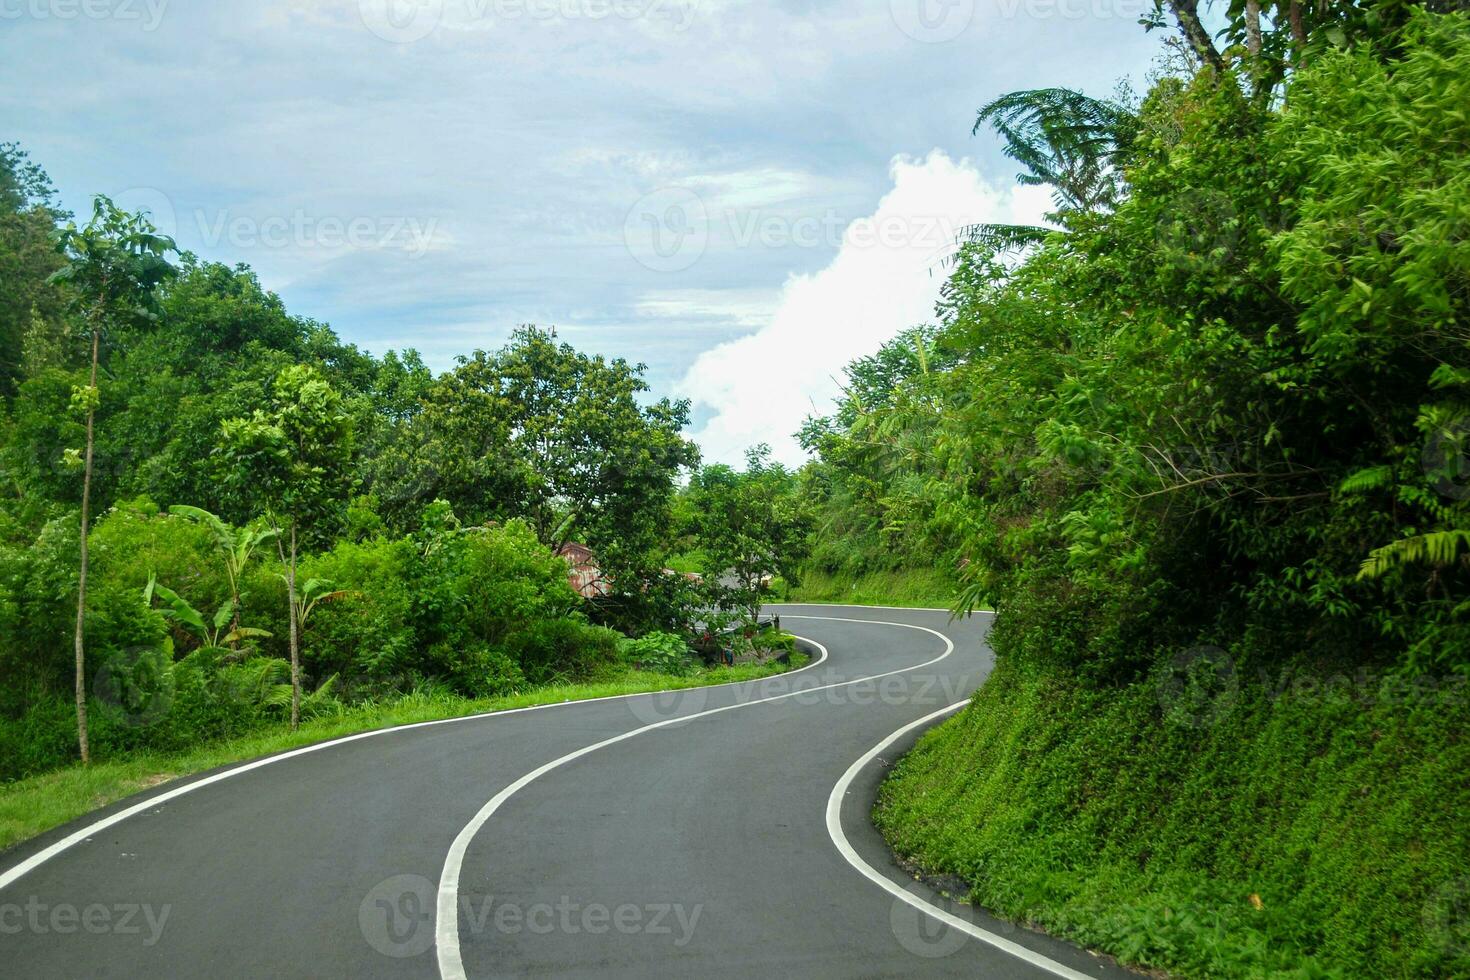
[1,604,1136,979]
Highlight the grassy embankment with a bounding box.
[875,660,1470,978]
[785,567,959,609]
[0,655,805,854]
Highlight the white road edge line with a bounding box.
[774,602,960,613]
[436,618,961,980]
[0,637,837,892]
[825,702,1097,980]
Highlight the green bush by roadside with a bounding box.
[877,659,1470,977]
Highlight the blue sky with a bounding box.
[2,0,1164,463]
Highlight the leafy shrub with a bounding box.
[454,518,581,644]
[619,630,696,676]
[503,619,622,685]
[752,628,796,657]
[433,642,526,699]
[0,696,78,782]
[299,535,417,679]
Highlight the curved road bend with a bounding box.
[1,604,1136,979]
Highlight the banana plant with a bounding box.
[145,575,273,650]
[284,577,351,630]
[168,505,278,646]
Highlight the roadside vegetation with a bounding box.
[783,568,956,608]
[0,651,805,853]
[0,146,809,840]
[4,2,1467,974]
[798,7,1470,977]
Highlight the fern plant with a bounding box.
[1358,530,1470,581]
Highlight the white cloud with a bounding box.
[676,149,1052,468]
[635,288,779,327]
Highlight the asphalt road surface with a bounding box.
[1,604,1137,979]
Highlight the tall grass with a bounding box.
[0,657,803,853]
[787,567,960,608]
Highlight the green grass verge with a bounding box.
[786,567,960,609]
[874,659,1470,978]
[0,656,805,855]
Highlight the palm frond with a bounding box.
[1358,530,1470,580]
[956,223,1056,255]
[1338,465,1395,494]
[974,87,1136,214]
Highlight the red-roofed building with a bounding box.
[556,542,611,598]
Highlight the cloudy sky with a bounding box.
[2,0,1162,465]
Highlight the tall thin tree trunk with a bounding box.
[73,325,100,764]
[1288,0,1307,63]
[1244,0,1265,98]
[1168,0,1226,73]
[287,522,300,730]
[228,570,242,651]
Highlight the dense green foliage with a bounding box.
[0,653,804,853]
[802,9,1470,977]
[680,445,812,622]
[877,663,1468,977]
[0,144,802,784]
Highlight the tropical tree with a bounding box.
[219,365,353,729]
[381,326,699,573]
[0,142,68,398]
[168,505,277,647]
[685,446,811,627]
[145,575,272,650]
[494,326,700,561]
[954,87,1136,259]
[50,196,176,762]
[976,88,1137,215]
